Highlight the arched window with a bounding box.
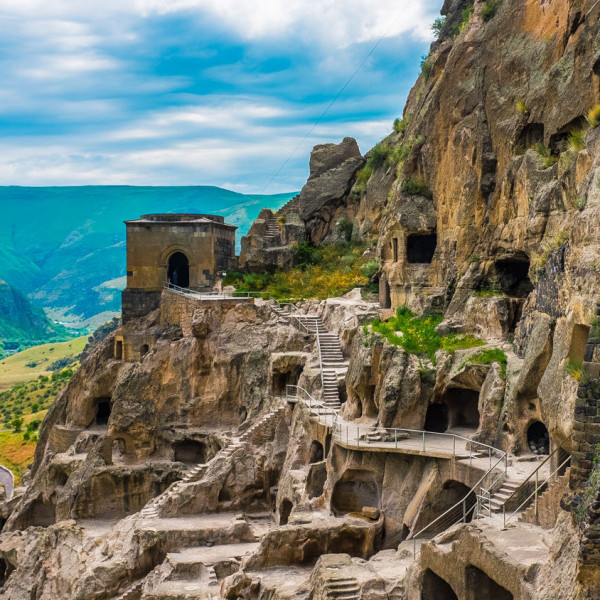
[168,252,189,288]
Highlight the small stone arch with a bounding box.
[309,441,324,464]
[465,565,513,600]
[421,569,458,600]
[167,251,190,288]
[527,421,549,455]
[158,244,194,287]
[140,343,150,357]
[331,469,379,516]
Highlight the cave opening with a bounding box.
[491,257,533,298]
[549,116,587,155]
[279,499,293,525]
[527,421,549,455]
[465,565,513,600]
[594,56,600,76]
[95,398,112,426]
[28,497,56,527]
[517,122,544,150]
[331,469,379,516]
[0,558,14,587]
[380,276,391,309]
[421,569,458,600]
[406,233,437,264]
[115,340,123,360]
[569,324,591,364]
[424,402,449,433]
[445,388,480,430]
[272,366,303,396]
[309,441,324,464]
[140,343,149,357]
[173,440,207,465]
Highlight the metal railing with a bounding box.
[286,385,337,426]
[164,283,266,299]
[503,451,571,526]
[411,450,507,557]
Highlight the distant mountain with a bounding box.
[0,186,296,330]
[0,280,71,356]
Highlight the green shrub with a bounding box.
[393,115,411,134]
[482,0,502,21]
[368,142,392,170]
[587,103,600,128]
[421,56,434,81]
[575,195,587,211]
[354,165,373,193]
[337,218,354,243]
[567,359,583,381]
[278,214,287,226]
[11,417,23,433]
[460,3,474,29]
[368,307,484,363]
[293,241,322,269]
[401,176,431,197]
[431,17,446,37]
[515,99,529,115]
[460,348,508,378]
[533,142,559,169]
[473,288,505,298]
[567,129,586,154]
[360,260,379,280]
[25,361,37,368]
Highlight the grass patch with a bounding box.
[354,165,373,193]
[473,288,505,298]
[225,242,376,301]
[567,129,586,154]
[367,307,484,363]
[587,103,600,129]
[459,348,508,378]
[0,336,87,391]
[533,142,559,169]
[515,99,529,115]
[393,115,411,135]
[368,142,393,170]
[575,195,587,211]
[421,55,434,80]
[401,175,431,197]
[566,359,583,381]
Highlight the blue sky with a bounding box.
[0,0,441,193]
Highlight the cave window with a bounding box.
[465,566,513,600]
[406,233,437,264]
[0,558,14,587]
[421,569,458,600]
[55,472,68,487]
[491,257,533,298]
[95,398,112,426]
[569,324,591,364]
[167,251,190,288]
[279,499,293,525]
[527,421,549,455]
[115,340,123,360]
[28,497,56,527]
[331,469,379,516]
[444,388,480,430]
[272,365,302,396]
[549,116,587,155]
[112,438,126,463]
[140,343,149,357]
[309,441,324,464]
[324,433,332,458]
[517,123,544,150]
[424,403,449,433]
[173,440,207,465]
[381,277,391,309]
[392,238,399,262]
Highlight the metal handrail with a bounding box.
[164,283,267,299]
[411,451,507,557]
[316,322,325,391]
[286,385,337,425]
[504,454,571,526]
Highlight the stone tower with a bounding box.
[121,213,237,322]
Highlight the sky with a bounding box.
[0,0,441,193]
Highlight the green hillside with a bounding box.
[0,186,296,329]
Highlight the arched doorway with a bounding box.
[424,403,449,433]
[168,252,189,288]
[527,421,549,454]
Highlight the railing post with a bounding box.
[462,499,466,523]
[346,425,349,445]
[503,504,506,528]
[469,443,472,468]
[395,429,397,449]
[357,427,360,448]
[422,431,426,452]
[535,470,539,517]
[453,436,456,457]
[489,447,492,470]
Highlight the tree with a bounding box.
[11,417,23,433]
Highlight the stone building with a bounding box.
[121,213,237,323]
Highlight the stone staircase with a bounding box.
[519,469,570,525]
[324,576,360,599]
[114,581,143,600]
[141,404,286,519]
[487,478,522,513]
[264,214,280,243]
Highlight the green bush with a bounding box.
[567,129,586,154]
[567,359,583,381]
[515,100,529,115]
[367,307,484,363]
[368,143,392,170]
[587,103,600,128]
[533,142,558,169]
[11,417,23,433]
[393,115,411,135]
[482,0,502,21]
[575,195,587,211]
[354,165,373,192]
[460,348,508,378]
[360,260,379,280]
[421,55,434,81]
[431,17,446,37]
[293,241,322,269]
[401,176,431,197]
[337,218,354,243]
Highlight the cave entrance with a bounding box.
[465,565,513,600]
[28,497,56,527]
[421,569,458,600]
[115,340,123,360]
[549,116,587,155]
[527,421,549,455]
[173,440,207,465]
[380,276,391,309]
[407,233,437,264]
[0,558,14,587]
[140,343,149,357]
[95,398,112,426]
[491,257,533,298]
[517,122,544,150]
[309,441,324,464]
[331,469,379,516]
[279,499,293,525]
[168,251,189,288]
[272,365,303,396]
[424,403,449,433]
[445,388,480,430]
